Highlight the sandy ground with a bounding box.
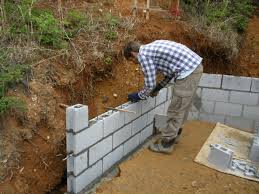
[94,121,259,194]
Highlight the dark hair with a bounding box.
[123,41,141,60]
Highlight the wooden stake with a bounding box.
[146,0,150,20]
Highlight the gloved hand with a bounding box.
[128,92,141,102]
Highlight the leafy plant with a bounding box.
[0,97,26,115]
[105,30,117,40]
[104,57,112,65]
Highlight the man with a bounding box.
[123,40,203,154]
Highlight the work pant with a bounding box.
[162,64,203,140]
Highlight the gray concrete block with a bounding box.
[255,121,259,131]
[202,88,229,102]
[187,111,199,120]
[68,160,102,194]
[113,124,132,148]
[124,133,140,156]
[249,137,259,163]
[140,124,153,143]
[89,136,112,165]
[154,114,168,129]
[225,116,254,130]
[123,102,142,124]
[141,97,156,114]
[192,100,215,113]
[222,75,252,91]
[208,144,233,170]
[147,109,156,125]
[167,85,173,100]
[132,114,148,135]
[251,78,259,92]
[214,102,242,117]
[154,103,165,115]
[199,113,225,123]
[66,104,88,132]
[68,151,88,176]
[73,119,103,155]
[103,111,125,137]
[156,88,168,105]
[229,91,259,106]
[199,73,222,88]
[164,100,171,115]
[103,145,123,172]
[243,106,259,120]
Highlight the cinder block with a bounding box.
[103,145,123,172]
[154,114,168,129]
[154,103,165,115]
[73,119,103,155]
[214,102,242,117]
[208,144,233,170]
[222,75,251,91]
[132,114,148,135]
[191,100,215,113]
[229,91,259,106]
[167,85,173,100]
[89,136,112,165]
[113,124,132,148]
[187,111,199,120]
[67,151,88,176]
[103,111,125,137]
[199,113,225,123]
[123,102,142,124]
[68,160,102,194]
[243,106,259,120]
[124,133,140,156]
[249,137,259,163]
[251,78,259,92]
[140,124,153,143]
[147,109,156,124]
[255,121,259,131]
[199,73,222,88]
[156,88,168,105]
[164,100,171,114]
[225,116,254,130]
[66,104,88,133]
[141,97,156,114]
[202,88,229,102]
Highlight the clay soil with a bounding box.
[0,1,258,194]
[95,121,259,194]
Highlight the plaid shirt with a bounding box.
[137,40,202,99]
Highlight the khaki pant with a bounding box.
[162,64,203,140]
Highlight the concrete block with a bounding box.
[154,103,165,115]
[167,85,173,100]
[73,119,103,155]
[187,111,199,120]
[214,102,242,117]
[140,124,153,143]
[113,124,132,148]
[103,111,125,137]
[156,88,168,105]
[199,73,222,88]
[68,160,102,194]
[199,113,225,123]
[249,137,259,163]
[251,78,259,92]
[89,136,112,165]
[103,145,123,172]
[147,109,156,125]
[243,106,259,120]
[124,133,140,156]
[202,88,229,102]
[222,75,251,91]
[141,97,156,114]
[192,100,215,113]
[66,104,88,133]
[164,100,171,114]
[132,114,148,135]
[154,114,168,129]
[68,151,88,176]
[229,91,259,106]
[225,116,254,130]
[255,121,259,131]
[123,102,142,124]
[208,144,233,170]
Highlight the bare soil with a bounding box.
[0,1,258,194]
[95,121,259,194]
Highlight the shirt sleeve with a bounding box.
[137,55,156,99]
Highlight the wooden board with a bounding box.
[194,123,259,182]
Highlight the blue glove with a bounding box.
[128,92,141,102]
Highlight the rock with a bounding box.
[113,93,118,98]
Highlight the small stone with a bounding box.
[191,181,197,187]
[113,93,118,98]
[33,169,37,172]
[135,68,139,71]
[47,136,50,140]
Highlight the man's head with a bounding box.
[123,41,141,62]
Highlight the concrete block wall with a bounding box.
[66,86,171,194]
[191,74,259,130]
[66,74,259,193]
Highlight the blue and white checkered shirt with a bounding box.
[137,40,202,99]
